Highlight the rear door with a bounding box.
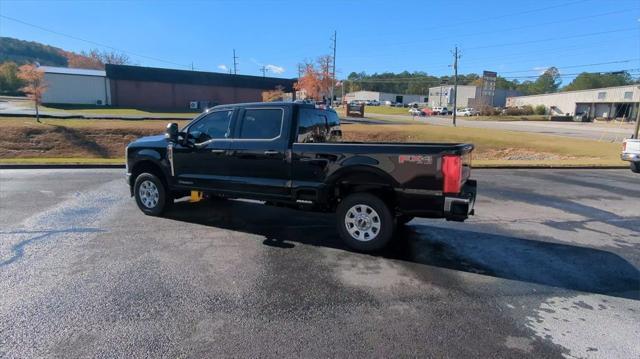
[225,106,292,198]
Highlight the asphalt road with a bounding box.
[362,113,635,142]
[1,169,638,358]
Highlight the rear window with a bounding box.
[297,109,329,143]
[238,108,283,139]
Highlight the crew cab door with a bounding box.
[172,109,234,190]
[226,106,292,198]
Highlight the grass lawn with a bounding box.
[342,123,626,167]
[38,105,197,118]
[360,106,411,116]
[0,116,626,167]
[462,115,549,121]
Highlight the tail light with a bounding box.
[442,155,462,194]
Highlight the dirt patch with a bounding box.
[1,125,157,159]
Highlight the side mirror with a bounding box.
[165,123,178,142]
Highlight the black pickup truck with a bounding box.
[126,102,476,251]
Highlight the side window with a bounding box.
[239,108,283,140]
[297,109,329,143]
[189,110,233,142]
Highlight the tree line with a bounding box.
[343,67,637,96]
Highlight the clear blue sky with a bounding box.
[1,0,639,84]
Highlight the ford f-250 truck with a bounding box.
[126,102,476,251]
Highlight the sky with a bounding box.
[1,0,639,85]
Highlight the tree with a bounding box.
[62,50,103,70]
[0,61,24,95]
[262,85,285,102]
[17,64,47,123]
[87,49,131,66]
[294,61,321,100]
[563,71,632,91]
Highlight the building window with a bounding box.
[624,91,633,100]
[597,92,606,100]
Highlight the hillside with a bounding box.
[0,37,69,66]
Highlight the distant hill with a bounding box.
[0,37,69,66]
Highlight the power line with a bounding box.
[0,14,192,69]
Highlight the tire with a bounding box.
[336,193,395,252]
[134,172,169,216]
[631,162,640,174]
[397,215,414,225]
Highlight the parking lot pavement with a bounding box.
[0,169,638,358]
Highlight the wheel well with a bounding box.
[332,171,396,208]
[130,161,167,190]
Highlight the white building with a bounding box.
[344,91,427,105]
[506,85,640,120]
[428,85,519,108]
[40,66,111,105]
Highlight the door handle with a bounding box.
[264,150,279,155]
[210,149,226,154]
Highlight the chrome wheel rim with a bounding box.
[345,204,381,242]
[139,180,159,209]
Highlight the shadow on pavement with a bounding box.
[165,199,640,300]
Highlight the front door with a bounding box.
[173,109,234,191]
[226,107,291,198]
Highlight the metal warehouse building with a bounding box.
[428,85,520,108]
[506,85,640,120]
[41,66,110,105]
[344,91,428,105]
[106,64,296,110]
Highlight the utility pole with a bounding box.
[191,62,194,71]
[451,46,461,127]
[232,49,239,75]
[330,30,337,106]
[634,93,640,139]
[260,65,267,77]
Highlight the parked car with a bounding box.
[125,102,476,252]
[368,100,380,106]
[421,107,434,116]
[456,108,478,116]
[622,131,640,173]
[432,107,450,115]
[408,108,422,116]
[381,101,392,106]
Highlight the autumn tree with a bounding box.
[262,85,285,102]
[63,51,103,70]
[0,62,24,95]
[294,56,336,101]
[87,49,131,66]
[17,64,47,123]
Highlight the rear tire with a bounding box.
[134,172,169,216]
[336,193,395,252]
[631,162,640,173]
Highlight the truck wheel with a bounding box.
[631,162,640,174]
[337,193,395,252]
[397,215,414,225]
[134,173,169,216]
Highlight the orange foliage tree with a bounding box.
[63,51,104,70]
[294,56,335,101]
[17,64,47,123]
[262,85,285,102]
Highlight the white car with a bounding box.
[432,107,449,115]
[408,108,422,116]
[456,108,478,116]
[621,138,640,173]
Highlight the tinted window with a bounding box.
[189,110,233,141]
[239,108,283,139]
[297,109,328,143]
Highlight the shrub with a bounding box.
[504,106,534,116]
[534,105,546,115]
[479,105,500,116]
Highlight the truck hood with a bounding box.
[129,134,167,148]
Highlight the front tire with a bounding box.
[631,162,640,173]
[134,173,169,216]
[336,193,395,252]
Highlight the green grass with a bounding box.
[361,106,412,115]
[38,105,197,118]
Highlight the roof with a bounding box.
[39,66,106,77]
[106,64,296,91]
